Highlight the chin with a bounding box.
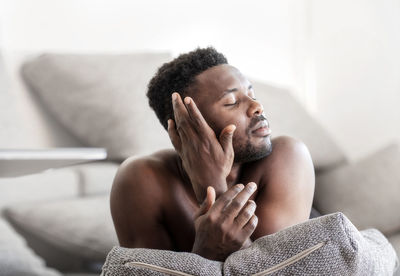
[234,136,273,163]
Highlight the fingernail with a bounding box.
[229,125,236,134]
[184,97,191,105]
[172,93,177,100]
[248,200,256,206]
[237,184,244,190]
[167,119,171,128]
[248,182,257,191]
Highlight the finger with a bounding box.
[242,214,258,236]
[223,182,257,219]
[219,124,236,154]
[195,186,216,218]
[211,184,244,213]
[234,200,256,229]
[167,119,182,152]
[172,92,190,132]
[183,96,211,133]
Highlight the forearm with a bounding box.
[191,177,228,204]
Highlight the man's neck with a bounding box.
[226,162,242,187]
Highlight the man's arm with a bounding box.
[110,158,174,249]
[252,136,315,239]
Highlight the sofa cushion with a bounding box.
[101,213,398,276]
[389,234,400,276]
[0,216,61,276]
[314,143,400,234]
[21,53,173,160]
[3,195,118,263]
[72,162,119,196]
[252,81,347,170]
[0,168,79,210]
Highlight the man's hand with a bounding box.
[191,183,258,261]
[168,92,236,203]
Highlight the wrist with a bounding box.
[191,244,226,261]
[191,177,227,203]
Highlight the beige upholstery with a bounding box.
[4,195,118,262]
[314,143,400,235]
[22,53,173,160]
[253,81,347,170]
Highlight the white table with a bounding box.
[0,148,107,177]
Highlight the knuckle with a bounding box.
[243,208,253,218]
[219,194,230,204]
[194,117,203,127]
[248,200,256,210]
[229,199,242,210]
[250,215,258,228]
[206,214,216,224]
[227,231,236,241]
[177,120,188,129]
[220,221,230,233]
[232,184,244,193]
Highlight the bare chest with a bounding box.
[163,182,199,252]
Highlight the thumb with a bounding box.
[196,186,216,218]
[219,124,236,153]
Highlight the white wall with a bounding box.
[0,0,301,90]
[1,0,399,161]
[311,0,400,160]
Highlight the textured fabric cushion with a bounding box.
[0,216,61,276]
[224,212,397,275]
[252,81,347,170]
[389,234,400,276]
[101,213,398,276]
[0,169,79,210]
[3,195,118,262]
[314,143,400,234]
[21,53,173,160]
[101,247,223,276]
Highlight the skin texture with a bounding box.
[110,64,315,261]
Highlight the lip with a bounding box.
[252,126,272,137]
[251,121,271,137]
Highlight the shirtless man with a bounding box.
[110,47,315,261]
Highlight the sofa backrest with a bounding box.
[2,51,347,169]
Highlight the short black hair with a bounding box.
[147,47,228,130]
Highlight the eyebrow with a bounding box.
[219,84,253,100]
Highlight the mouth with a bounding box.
[251,121,271,137]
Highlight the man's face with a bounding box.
[188,64,272,163]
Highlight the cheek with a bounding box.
[206,112,248,138]
[199,103,248,136]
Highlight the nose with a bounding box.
[247,98,264,117]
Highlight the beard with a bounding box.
[233,114,273,163]
[234,136,272,163]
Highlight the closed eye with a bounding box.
[224,102,237,107]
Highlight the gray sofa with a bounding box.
[0,52,400,275]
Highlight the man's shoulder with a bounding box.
[113,149,180,190]
[251,135,313,172]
